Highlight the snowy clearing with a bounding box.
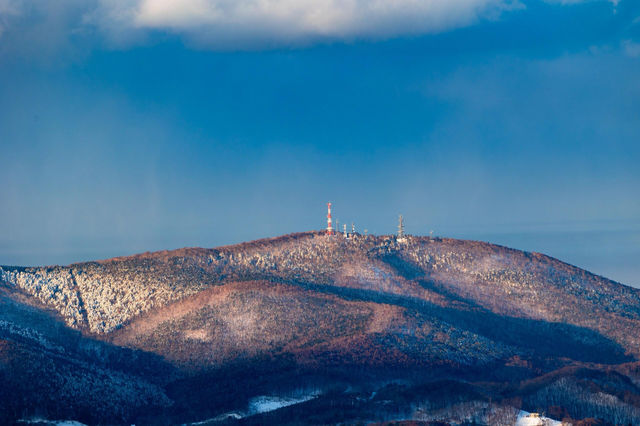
[515,410,563,426]
[187,391,319,424]
[248,394,318,415]
[17,420,86,426]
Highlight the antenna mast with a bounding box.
[326,203,333,235]
[397,215,405,240]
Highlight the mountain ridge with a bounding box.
[2,231,640,424]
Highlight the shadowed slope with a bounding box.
[0,290,174,424]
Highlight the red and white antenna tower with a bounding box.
[326,202,334,235]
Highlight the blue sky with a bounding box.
[1,0,639,287]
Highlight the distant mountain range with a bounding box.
[2,231,640,425]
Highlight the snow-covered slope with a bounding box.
[2,231,640,424]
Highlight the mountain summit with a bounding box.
[2,232,640,424]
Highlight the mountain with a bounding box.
[2,231,640,425]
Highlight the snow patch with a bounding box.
[248,394,317,415]
[187,391,319,424]
[183,328,210,341]
[515,410,562,426]
[17,419,87,426]
[187,412,242,425]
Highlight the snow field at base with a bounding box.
[515,410,563,426]
[187,391,320,424]
[248,394,318,415]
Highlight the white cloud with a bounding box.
[124,0,520,47]
[0,0,524,50]
[6,0,621,51]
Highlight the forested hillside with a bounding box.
[2,232,640,424]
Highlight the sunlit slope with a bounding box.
[2,231,639,362]
[108,280,512,371]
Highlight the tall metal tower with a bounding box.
[397,215,405,239]
[326,202,333,235]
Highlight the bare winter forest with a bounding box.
[2,231,640,424]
